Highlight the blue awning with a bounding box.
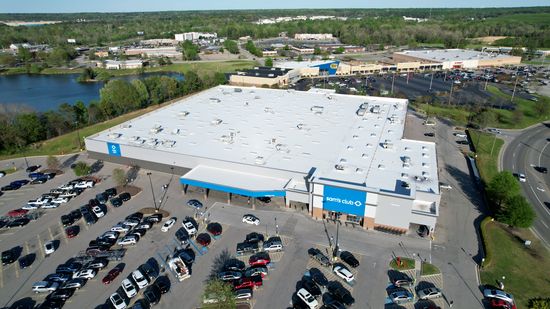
[180,165,288,197]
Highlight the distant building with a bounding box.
[294,33,334,41]
[175,32,217,42]
[103,60,145,70]
[402,16,428,22]
[262,49,278,57]
[229,66,293,87]
[124,46,180,58]
[290,45,315,55]
[140,39,177,46]
[9,43,48,52]
[108,46,120,53]
[393,49,521,69]
[94,51,109,58]
[137,31,145,36]
[67,38,76,44]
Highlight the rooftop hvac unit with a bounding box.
[150,125,162,134]
[264,107,274,113]
[255,156,265,165]
[356,108,366,116]
[121,124,132,129]
[403,156,411,163]
[172,128,180,135]
[209,97,221,103]
[271,138,277,144]
[371,105,381,114]
[211,119,223,125]
[108,133,122,139]
[360,102,369,109]
[178,111,190,118]
[356,168,364,173]
[401,181,410,189]
[310,106,324,114]
[334,164,345,171]
[382,141,393,149]
[234,88,242,92]
[146,138,158,147]
[162,140,176,148]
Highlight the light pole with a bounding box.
[429,71,434,90]
[448,82,454,105]
[75,121,82,151]
[391,72,395,94]
[147,172,158,211]
[274,217,278,235]
[511,73,519,102]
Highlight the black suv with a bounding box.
[339,251,359,268]
[119,192,131,202]
[327,282,355,306]
[69,209,82,221]
[104,187,117,197]
[110,197,123,207]
[308,248,331,267]
[245,232,264,243]
[80,206,97,225]
[61,215,74,227]
[2,247,20,265]
[143,285,161,305]
[236,242,259,256]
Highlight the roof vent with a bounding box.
[356,108,366,116]
[362,153,369,158]
[264,107,274,114]
[401,181,411,189]
[310,106,324,114]
[371,105,381,113]
[150,125,162,134]
[401,173,409,178]
[382,141,393,149]
[146,138,158,147]
[356,168,364,173]
[108,133,122,139]
[234,88,242,92]
[255,156,265,165]
[378,164,385,169]
[211,119,223,125]
[171,128,180,135]
[121,124,132,129]
[178,111,190,118]
[209,97,221,103]
[334,164,345,171]
[347,146,354,151]
[162,140,176,148]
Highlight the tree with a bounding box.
[180,40,199,60]
[535,100,549,115]
[73,101,89,126]
[181,71,203,94]
[73,161,91,176]
[529,297,550,309]
[297,55,303,62]
[213,72,226,85]
[99,79,141,118]
[265,57,273,67]
[497,194,536,228]
[78,68,97,82]
[113,168,127,187]
[0,53,17,66]
[46,155,60,170]
[486,171,520,210]
[17,47,32,63]
[14,113,45,145]
[510,47,524,57]
[314,47,321,55]
[223,40,239,54]
[202,279,236,309]
[131,79,150,107]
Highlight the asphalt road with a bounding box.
[502,124,550,247]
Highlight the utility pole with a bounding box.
[406,71,410,84]
[448,82,454,105]
[333,220,340,259]
[511,73,519,102]
[391,72,395,94]
[147,172,158,211]
[429,71,434,90]
[484,75,489,91]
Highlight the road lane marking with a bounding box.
[528,185,550,217]
[540,220,549,229]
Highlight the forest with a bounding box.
[1,7,549,48]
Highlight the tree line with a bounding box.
[0,71,227,155]
[1,8,549,49]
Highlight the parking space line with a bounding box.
[14,262,20,279]
[37,235,44,258]
[48,227,54,240]
[24,241,30,254]
[60,223,68,244]
[0,262,3,288]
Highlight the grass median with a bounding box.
[480,220,550,308]
[469,130,504,183]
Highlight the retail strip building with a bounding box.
[85,86,440,233]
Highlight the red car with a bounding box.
[249,252,271,267]
[233,276,262,290]
[490,298,516,309]
[65,226,79,238]
[7,209,29,217]
[102,267,122,284]
[196,233,212,247]
[207,222,223,236]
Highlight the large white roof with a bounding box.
[91,86,438,195]
[397,49,516,62]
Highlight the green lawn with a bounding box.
[469,130,504,183]
[480,221,550,309]
[415,103,471,125]
[0,102,170,160]
[421,262,440,276]
[389,257,415,270]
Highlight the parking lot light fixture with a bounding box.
[146,172,158,211]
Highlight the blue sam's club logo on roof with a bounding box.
[107,142,121,157]
[323,185,366,217]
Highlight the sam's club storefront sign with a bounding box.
[107,142,121,157]
[323,185,366,217]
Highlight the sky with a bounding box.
[1,0,549,13]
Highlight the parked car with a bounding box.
[296,288,318,309]
[301,277,322,297]
[74,180,94,189]
[207,222,223,236]
[218,271,242,281]
[111,224,130,233]
[102,267,122,284]
[44,241,56,255]
[2,247,20,265]
[186,199,203,209]
[119,192,131,202]
[257,197,271,203]
[390,289,414,304]
[6,217,31,228]
[235,288,253,300]
[61,278,86,290]
[196,233,212,247]
[333,264,354,282]
[224,259,246,272]
[7,208,29,217]
[143,285,161,305]
[46,287,75,301]
[249,252,270,267]
[121,278,138,298]
[339,251,359,268]
[91,205,105,218]
[69,209,82,221]
[244,266,268,278]
[145,213,162,223]
[73,268,97,279]
[418,287,442,300]
[30,177,48,184]
[26,165,41,173]
[518,173,527,182]
[86,258,109,270]
[1,183,21,191]
[18,254,35,268]
[236,242,259,256]
[61,215,74,227]
[110,197,123,207]
[44,273,71,283]
[392,275,414,287]
[32,281,59,293]
[41,203,59,209]
[154,276,171,294]
[65,226,79,238]
[161,218,176,232]
[483,289,514,304]
[308,268,328,287]
[109,292,127,309]
[242,214,260,225]
[534,166,548,174]
[245,232,264,243]
[118,235,138,246]
[175,227,190,245]
[308,248,330,267]
[29,172,44,179]
[132,270,150,289]
[182,219,197,236]
[105,187,117,197]
[489,298,517,309]
[327,282,354,306]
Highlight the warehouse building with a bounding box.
[229,67,293,87]
[393,49,521,69]
[85,86,440,233]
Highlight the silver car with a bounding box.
[417,287,442,300]
[390,289,414,304]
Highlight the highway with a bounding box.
[502,123,550,247]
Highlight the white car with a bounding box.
[296,288,318,309]
[41,203,59,209]
[110,292,127,309]
[92,206,105,218]
[111,224,130,233]
[44,241,56,255]
[50,188,64,194]
[439,183,452,190]
[22,204,39,210]
[453,132,467,138]
[333,265,354,283]
[242,214,260,225]
[118,236,138,246]
[161,218,176,232]
[27,197,50,206]
[121,278,138,298]
[483,289,514,303]
[73,268,97,279]
[518,173,526,182]
[123,219,140,227]
[52,197,69,204]
[32,281,59,293]
[417,287,442,300]
[131,270,149,289]
[102,231,119,240]
[182,220,197,236]
[75,181,94,189]
[59,183,74,191]
[59,190,77,198]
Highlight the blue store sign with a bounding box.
[107,142,121,157]
[323,185,366,217]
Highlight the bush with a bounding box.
[72,161,91,176]
[497,194,536,228]
[529,297,550,309]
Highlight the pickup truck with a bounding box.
[308,248,331,267]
